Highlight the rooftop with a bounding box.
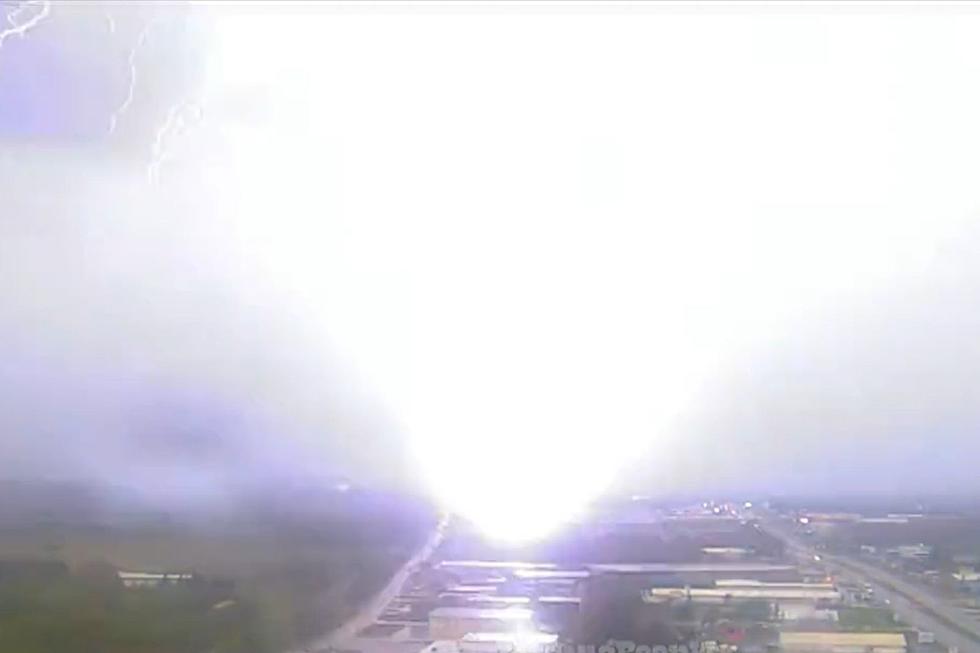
[117,571,194,580]
[646,587,840,601]
[538,596,581,604]
[779,632,906,648]
[715,579,834,588]
[444,585,500,593]
[462,633,558,644]
[440,561,557,570]
[459,596,531,605]
[590,562,796,574]
[513,569,589,580]
[430,607,535,621]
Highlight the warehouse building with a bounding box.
[429,607,535,639]
[643,585,841,603]
[779,631,906,653]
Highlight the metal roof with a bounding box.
[780,632,906,648]
[430,607,534,620]
[440,561,557,570]
[645,587,840,601]
[590,562,796,574]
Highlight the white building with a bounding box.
[117,570,194,588]
[644,585,841,603]
[779,632,906,653]
[429,607,535,640]
[778,603,839,621]
[887,544,932,560]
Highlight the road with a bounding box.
[298,513,449,653]
[761,517,980,653]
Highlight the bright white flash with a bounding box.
[197,8,976,542]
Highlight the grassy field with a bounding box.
[0,492,437,652]
[0,527,387,577]
[0,574,264,653]
[0,539,409,653]
[837,606,903,631]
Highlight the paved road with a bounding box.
[761,518,980,653]
[297,513,449,653]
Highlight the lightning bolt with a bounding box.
[0,0,201,185]
[108,22,148,134]
[0,0,50,50]
[147,101,202,184]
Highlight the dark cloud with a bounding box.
[0,5,411,501]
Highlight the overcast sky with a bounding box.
[3,2,980,519]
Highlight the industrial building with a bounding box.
[116,570,195,588]
[644,586,840,603]
[887,544,932,561]
[589,563,796,575]
[779,631,907,653]
[953,568,980,594]
[429,607,535,639]
[420,632,559,653]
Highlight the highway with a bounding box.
[761,517,980,653]
[297,513,449,653]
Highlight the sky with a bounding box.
[3,1,980,533]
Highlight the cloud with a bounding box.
[3,3,980,522]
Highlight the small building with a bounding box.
[445,585,502,594]
[512,569,589,580]
[779,604,839,621]
[644,586,841,603]
[702,547,753,559]
[590,562,796,575]
[535,596,581,634]
[440,562,558,571]
[953,568,980,581]
[779,631,906,653]
[916,631,936,645]
[953,568,980,595]
[458,596,532,606]
[715,579,834,589]
[887,544,932,561]
[429,607,535,640]
[419,633,558,653]
[461,632,558,653]
[117,570,195,588]
[801,513,862,523]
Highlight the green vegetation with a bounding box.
[0,576,269,653]
[729,599,773,621]
[838,606,902,631]
[0,547,410,653]
[0,490,437,653]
